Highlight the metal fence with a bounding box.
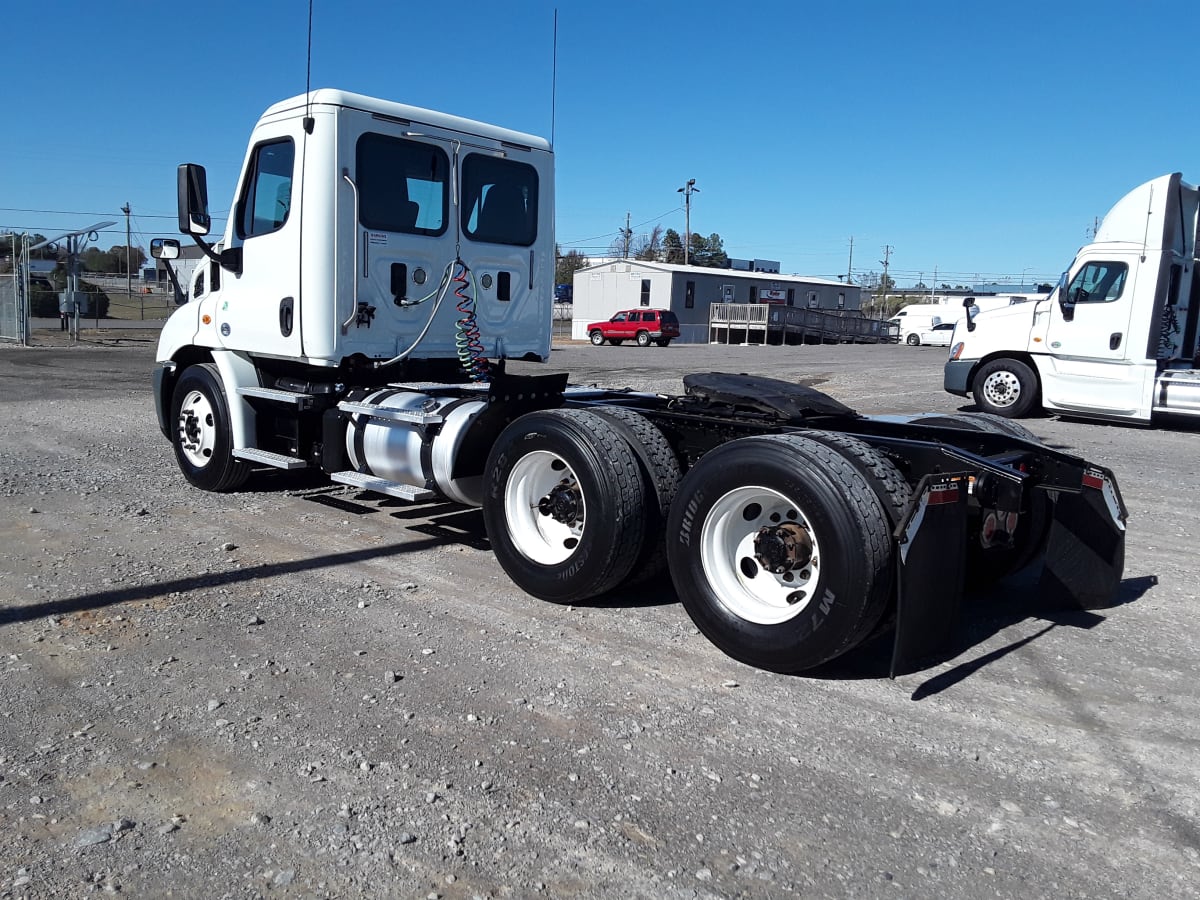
[0,234,29,344]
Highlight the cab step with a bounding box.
[238,386,315,408]
[1154,369,1200,416]
[330,470,436,502]
[338,400,444,426]
[232,447,310,469]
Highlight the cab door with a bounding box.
[215,135,303,358]
[1041,256,1141,411]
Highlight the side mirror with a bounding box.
[1059,293,1076,322]
[150,237,180,260]
[177,164,211,236]
[962,296,977,332]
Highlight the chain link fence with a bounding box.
[1,234,29,343]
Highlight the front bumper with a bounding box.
[943,358,975,396]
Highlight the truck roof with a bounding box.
[262,89,553,152]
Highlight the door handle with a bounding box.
[1109,332,1122,350]
[279,296,294,337]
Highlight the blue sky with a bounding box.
[1,0,1194,287]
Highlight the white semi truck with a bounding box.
[152,89,1127,675]
[945,173,1200,422]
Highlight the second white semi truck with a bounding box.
[152,89,1127,676]
[945,173,1200,423]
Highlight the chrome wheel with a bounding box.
[981,369,1022,409]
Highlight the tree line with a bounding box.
[555,226,729,285]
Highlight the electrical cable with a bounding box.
[452,261,489,382]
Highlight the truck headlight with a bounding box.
[950,342,965,360]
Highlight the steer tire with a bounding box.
[589,331,605,346]
[665,433,895,673]
[483,409,647,604]
[972,357,1039,418]
[907,333,921,346]
[592,406,682,585]
[171,363,251,493]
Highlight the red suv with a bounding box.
[588,309,681,347]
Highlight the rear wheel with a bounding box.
[171,363,251,492]
[589,330,604,346]
[655,338,672,347]
[973,358,1039,418]
[592,406,682,585]
[636,331,651,347]
[483,409,647,604]
[665,434,897,673]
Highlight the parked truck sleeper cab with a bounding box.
[153,90,1128,676]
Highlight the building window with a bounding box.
[749,285,758,302]
[807,291,819,308]
[640,279,651,306]
[837,292,845,309]
[685,280,695,309]
[786,288,795,307]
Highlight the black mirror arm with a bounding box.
[190,235,243,276]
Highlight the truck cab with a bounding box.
[157,89,554,378]
[945,173,1200,422]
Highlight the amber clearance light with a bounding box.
[202,314,212,325]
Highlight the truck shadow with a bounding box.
[812,571,1158,688]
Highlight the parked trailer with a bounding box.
[151,90,1126,675]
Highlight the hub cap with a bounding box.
[700,486,821,625]
[505,451,585,565]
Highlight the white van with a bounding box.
[889,304,944,345]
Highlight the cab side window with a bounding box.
[237,138,295,239]
[462,155,538,246]
[356,133,449,235]
[1068,262,1128,304]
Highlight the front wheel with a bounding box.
[483,409,647,604]
[665,434,896,673]
[171,363,251,492]
[906,333,921,346]
[973,358,1039,418]
[589,330,604,346]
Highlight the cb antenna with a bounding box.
[551,8,558,145]
[303,0,315,133]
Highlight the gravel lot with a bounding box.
[0,333,1197,899]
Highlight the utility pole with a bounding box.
[879,244,892,310]
[677,179,698,266]
[122,202,134,319]
[931,265,937,300]
[621,211,632,258]
[845,235,854,284]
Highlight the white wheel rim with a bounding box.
[504,450,585,565]
[177,389,217,468]
[982,370,1021,408]
[700,486,821,625]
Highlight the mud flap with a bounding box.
[1038,466,1127,610]
[890,474,970,677]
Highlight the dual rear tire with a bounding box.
[485,414,909,673]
